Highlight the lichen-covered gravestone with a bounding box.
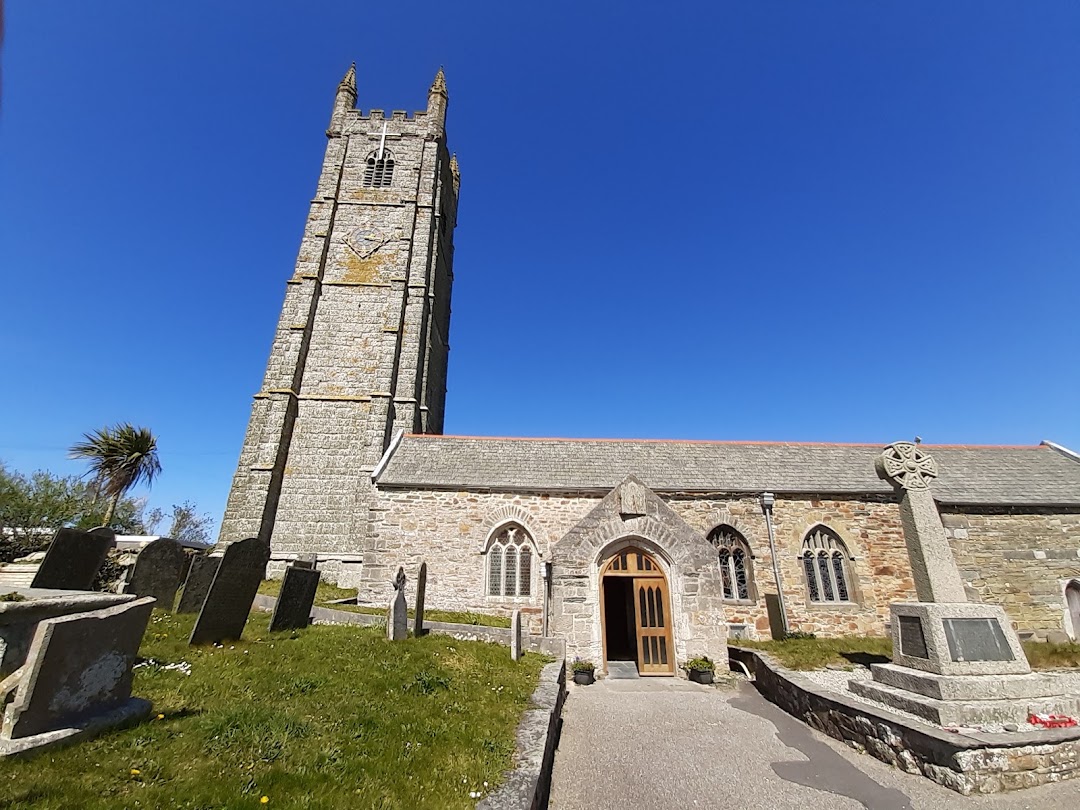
[0,597,155,749]
[30,528,115,591]
[124,538,186,610]
[413,562,427,637]
[268,564,321,632]
[176,554,221,614]
[510,609,522,661]
[387,567,407,641]
[189,537,270,645]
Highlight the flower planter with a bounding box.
[688,668,714,684]
[573,669,595,685]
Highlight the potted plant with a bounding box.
[571,658,596,685]
[683,656,716,684]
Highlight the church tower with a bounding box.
[218,65,459,578]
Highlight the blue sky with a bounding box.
[1,2,1078,535]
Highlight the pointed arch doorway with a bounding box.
[600,547,675,676]
[1067,580,1080,640]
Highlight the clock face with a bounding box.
[346,228,386,259]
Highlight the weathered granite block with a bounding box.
[124,538,186,610]
[890,603,1030,676]
[189,538,270,645]
[413,561,427,637]
[30,528,115,591]
[1,597,154,740]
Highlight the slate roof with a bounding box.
[375,436,1080,506]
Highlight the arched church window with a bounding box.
[801,526,853,603]
[709,526,753,601]
[363,150,395,188]
[486,524,535,598]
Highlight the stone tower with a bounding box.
[218,65,458,581]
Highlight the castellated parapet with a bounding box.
[218,65,458,576]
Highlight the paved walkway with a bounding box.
[549,678,1080,810]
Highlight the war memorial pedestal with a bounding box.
[848,443,1080,726]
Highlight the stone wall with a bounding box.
[943,507,1080,640]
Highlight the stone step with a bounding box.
[849,678,1080,726]
[870,663,1068,701]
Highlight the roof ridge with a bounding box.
[404,434,1043,450]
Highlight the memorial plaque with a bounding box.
[176,554,221,614]
[125,538,186,610]
[899,616,928,659]
[943,618,1014,663]
[31,528,115,591]
[268,565,320,632]
[189,537,270,645]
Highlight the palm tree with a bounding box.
[69,424,162,527]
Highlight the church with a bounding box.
[218,66,1080,675]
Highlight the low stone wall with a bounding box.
[478,659,566,810]
[728,646,1080,794]
[252,595,565,656]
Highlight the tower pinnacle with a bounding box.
[339,63,357,97]
[429,67,447,98]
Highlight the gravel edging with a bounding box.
[477,659,566,810]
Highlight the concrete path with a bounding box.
[549,678,1080,810]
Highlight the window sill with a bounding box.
[722,599,757,607]
[804,601,862,611]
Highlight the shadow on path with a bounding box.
[730,683,915,810]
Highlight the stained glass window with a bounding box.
[709,526,753,602]
[486,524,535,598]
[802,527,853,604]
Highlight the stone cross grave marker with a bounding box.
[189,537,270,645]
[176,554,221,614]
[510,609,522,661]
[30,528,115,591]
[387,566,407,641]
[877,441,967,603]
[1,597,155,741]
[124,538,186,610]
[413,562,427,637]
[268,564,321,632]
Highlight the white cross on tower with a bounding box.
[376,122,388,161]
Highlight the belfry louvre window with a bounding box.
[801,526,853,603]
[486,525,534,598]
[709,526,752,601]
[363,151,395,188]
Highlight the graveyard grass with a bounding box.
[0,610,547,809]
[258,579,512,628]
[733,636,1080,671]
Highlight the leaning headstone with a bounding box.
[387,566,407,641]
[268,564,321,632]
[176,554,220,614]
[30,528,115,591]
[124,538,186,610]
[510,609,522,661]
[292,554,317,570]
[189,537,270,645]
[413,562,427,637]
[1,597,155,744]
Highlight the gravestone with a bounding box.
[124,538,186,610]
[268,565,321,632]
[189,537,270,645]
[413,562,427,636]
[764,593,787,640]
[292,554,317,570]
[1,597,154,741]
[510,609,522,661]
[30,528,115,591]
[176,554,221,614]
[387,566,407,641]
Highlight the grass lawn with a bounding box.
[733,635,1080,671]
[257,580,512,628]
[0,610,546,809]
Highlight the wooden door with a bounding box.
[634,576,674,675]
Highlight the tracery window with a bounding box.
[709,526,752,601]
[486,524,534,598]
[363,150,395,188]
[801,526,853,603]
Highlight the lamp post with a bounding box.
[761,491,788,637]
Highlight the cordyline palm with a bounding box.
[69,424,162,528]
